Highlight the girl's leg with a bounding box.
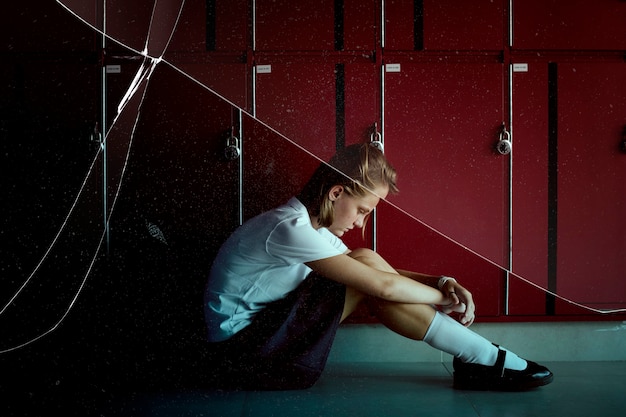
[343,248,553,390]
[345,248,525,368]
[344,248,435,339]
[341,286,367,322]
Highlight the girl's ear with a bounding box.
[328,185,344,201]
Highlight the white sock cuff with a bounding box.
[423,310,444,343]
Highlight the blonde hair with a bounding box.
[298,143,398,228]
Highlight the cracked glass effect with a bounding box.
[1,0,624,354]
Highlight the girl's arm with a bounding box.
[397,268,476,326]
[306,254,449,306]
[395,269,441,287]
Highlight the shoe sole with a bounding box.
[453,373,554,391]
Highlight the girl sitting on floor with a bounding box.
[204,143,553,391]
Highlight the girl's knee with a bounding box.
[348,248,395,273]
[348,248,378,261]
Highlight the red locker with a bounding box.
[514,0,626,50]
[343,0,378,51]
[385,0,505,51]
[254,61,338,158]
[255,0,376,51]
[166,62,249,110]
[49,0,626,322]
[509,61,626,315]
[377,201,505,318]
[556,63,626,312]
[242,116,323,221]
[380,62,509,317]
[253,61,378,155]
[383,62,508,267]
[255,0,336,51]
[252,60,379,249]
[118,63,241,237]
[167,0,249,52]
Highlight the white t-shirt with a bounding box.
[205,197,348,342]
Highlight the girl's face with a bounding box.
[327,184,389,237]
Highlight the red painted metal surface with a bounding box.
[383,62,508,268]
[514,0,626,50]
[422,0,505,51]
[509,62,550,316]
[168,0,249,52]
[377,201,503,318]
[556,63,626,312]
[385,0,505,51]
[384,0,414,50]
[256,0,336,51]
[251,60,378,250]
[380,62,508,316]
[125,63,240,237]
[509,61,626,315]
[344,64,380,147]
[165,62,249,110]
[254,61,338,158]
[242,115,321,220]
[37,0,626,322]
[344,0,378,51]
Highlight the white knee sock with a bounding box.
[423,311,527,371]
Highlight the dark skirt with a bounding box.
[205,273,346,390]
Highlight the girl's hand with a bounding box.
[439,277,476,327]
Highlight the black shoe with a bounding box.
[453,348,554,391]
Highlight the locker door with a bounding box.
[169,62,249,111]
[242,114,324,222]
[165,0,250,110]
[117,63,241,245]
[254,61,338,159]
[378,62,508,317]
[514,0,626,50]
[255,0,376,52]
[249,60,339,224]
[385,0,505,51]
[168,0,249,52]
[510,61,626,315]
[556,63,626,313]
[250,60,378,252]
[255,0,336,51]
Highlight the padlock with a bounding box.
[225,135,241,160]
[370,130,384,153]
[496,126,512,155]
